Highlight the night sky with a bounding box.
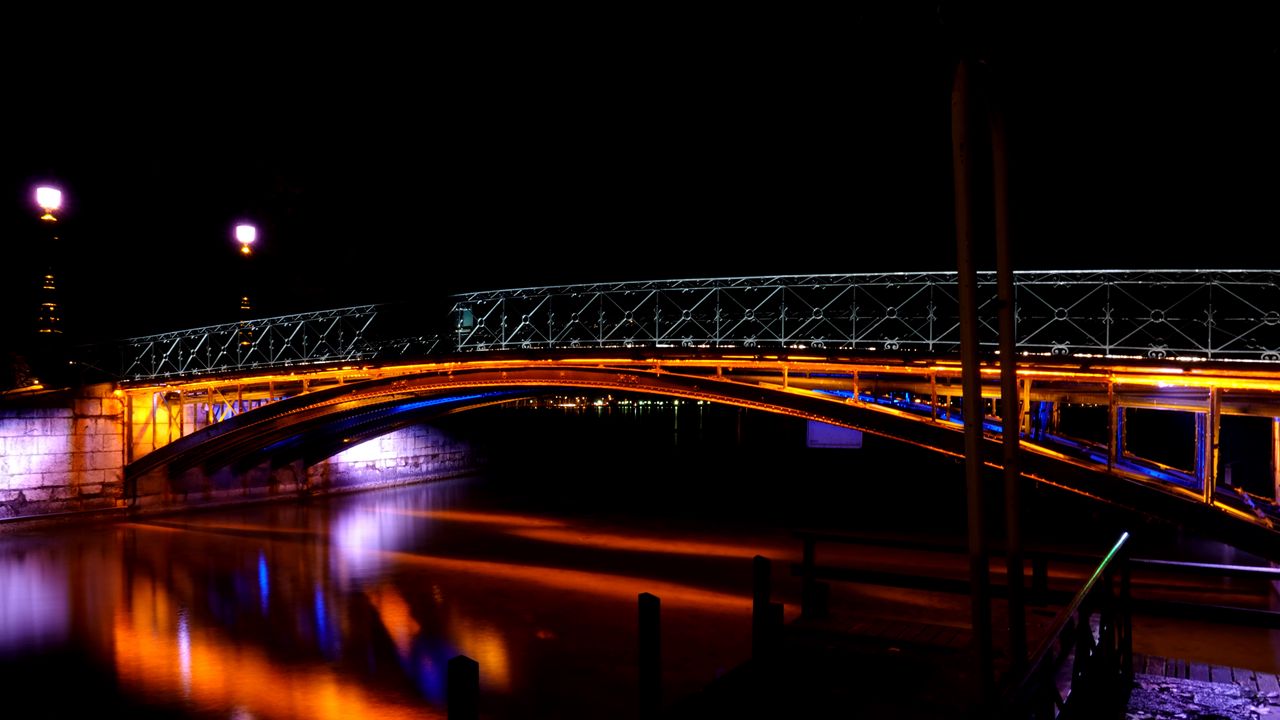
[2,6,1277,348]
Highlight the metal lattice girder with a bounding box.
[450,270,1280,361]
[120,306,380,380]
[111,270,1280,380]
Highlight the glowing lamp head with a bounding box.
[235,224,256,255]
[35,187,62,220]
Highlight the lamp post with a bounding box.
[34,186,63,337]
[17,185,71,388]
[235,223,256,349]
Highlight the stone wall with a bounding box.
[0,384,125,518]
[133,421,480,513]
[307,424,480,493]
[2,383,481,521]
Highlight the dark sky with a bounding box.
[3,5,1278,347]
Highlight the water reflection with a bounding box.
[0,476,765,718]
[3,396,1277,718]
[0,542,69,654]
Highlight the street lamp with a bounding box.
[36,187,61,221]
[235,223,256,256]
[235,223,256,348]
[33,186,63,336]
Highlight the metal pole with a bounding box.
[952,55,994,703]
[447,654,479,720]
[752,555,782,660]
[990,73,1026,672]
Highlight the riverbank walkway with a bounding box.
[663,526,1280,719]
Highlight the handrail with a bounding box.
[1003,531,1132,719]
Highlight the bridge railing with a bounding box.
[450,270,1280,361]
[1002,531,1133,719]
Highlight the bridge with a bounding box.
[72,269,1280,560]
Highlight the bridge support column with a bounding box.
[1196,388,1221,503]
[1208,387,1221,502]
[1272,418,1280,504]
[1115,406,1127,462]
[1107,381,1118,471]
[1106,386,1130,470]
[1019,378,1032,436]
[930,373,938,421]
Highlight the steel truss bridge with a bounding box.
[112,270,1280,381]
[102,270,1280,559]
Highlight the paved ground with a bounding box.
[1128,674,1280,720]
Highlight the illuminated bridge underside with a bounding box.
[124,360,1280,560]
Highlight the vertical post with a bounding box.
[952,55,994,703]
[753,555,771,618]
[150,392,158,451]
[1020,377,1033,435]
[1206,387,1220,503]
[1196,412,1208,486]
[1120,406,1128,458]
[930,373,939,421]
[752,555,782,660]
[991,77,1026,672]
[447,654,479,720]
[1107,380,1118,471]
[853,370,860,403]
[639,592,661,719]
[124,393,134,464]
[1271,418,1280,503]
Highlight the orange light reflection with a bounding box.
[506,528,793,559]
[383,551,760,615]
[364,584,421,658]
[395,510,567,528]
[114,575,436,720]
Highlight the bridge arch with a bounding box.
[123,362,1280,560]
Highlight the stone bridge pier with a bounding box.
[1,382,480,522]
[0,383,126,519]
